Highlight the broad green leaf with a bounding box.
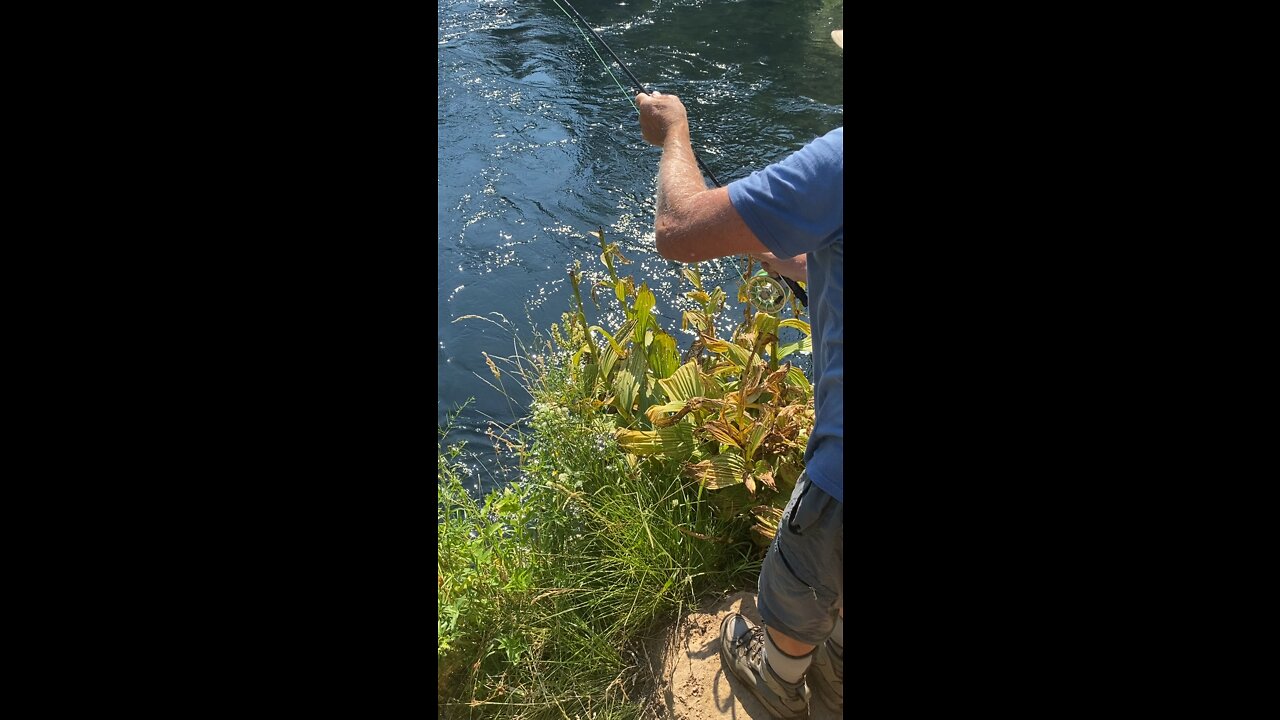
[595,318,635,382]
[588,325,626,357]
[614,279,627,305]
[701,372,727,399]
[647,331,680,379]
[599,337,619,382]
[744,421,770,461]
[627,342,652,420]
[613,365,638,423]
[657,423,694,461]
[569,344,589,377]
[752,312,780,338]
[778,337,812,359]
[633,284,655,345]
[784,366,811,392]
[751,505,784,543]
[707,288,726,312]
[722,342,755,369]
[775,460,802,492]
[683,310,712,333]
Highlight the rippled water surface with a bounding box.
[439,0,843,493]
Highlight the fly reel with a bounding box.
[745,271,789,313]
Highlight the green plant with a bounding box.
[553,229,815,546]
[438,229,817,717]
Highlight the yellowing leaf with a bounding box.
[658,361,705,403]
[683,310,712,333]
[751,505,783,534]
[702,336,731,353]
[681,267,703,291]
[778,319,811,336]
[686,453,748,489]
[645,400,686,426]
[703,420,743,449]
[615,428,663,455]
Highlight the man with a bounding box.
[634,28,844,719]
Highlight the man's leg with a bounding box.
[721,472,842,718]
[808,607,844,712]
[764,626,817,681]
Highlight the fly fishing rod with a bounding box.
[549,0,809,309]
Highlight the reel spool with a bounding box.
[745,271,789,313]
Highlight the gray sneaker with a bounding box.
[719,613,809,719]
[807,638,843,713]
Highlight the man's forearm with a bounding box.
[655,126,708,224]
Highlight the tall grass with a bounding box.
[438,330,758,719]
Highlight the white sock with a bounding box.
[764,629,813,684]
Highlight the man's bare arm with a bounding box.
[636,92,772,263]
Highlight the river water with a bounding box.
[438,0,843,494]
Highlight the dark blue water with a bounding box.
[438,0,843,494]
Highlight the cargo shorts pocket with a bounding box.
[784,472,833,538]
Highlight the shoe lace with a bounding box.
[733,625,767,667]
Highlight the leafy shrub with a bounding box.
[554,230,814,545]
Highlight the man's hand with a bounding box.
[754,252,808,283]
[636,91,690,147]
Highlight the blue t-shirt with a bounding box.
[727,127,843,504]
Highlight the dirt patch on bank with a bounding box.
[639,591,838,720]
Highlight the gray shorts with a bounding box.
[758,471,843,646]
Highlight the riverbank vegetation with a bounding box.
[438,232,813,718]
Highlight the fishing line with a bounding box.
[548,0,809,309]
[550,0,638,113]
